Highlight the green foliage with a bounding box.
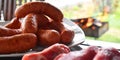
[98,31,120,43]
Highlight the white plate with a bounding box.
[0,18,85,57]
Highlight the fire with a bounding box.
[86,18,94,27]
[80,17,94,29]
[72,17,102,29]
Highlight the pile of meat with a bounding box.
[22,43,120,60]
[0,2,74,54]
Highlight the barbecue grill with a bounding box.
[71,17,109,38]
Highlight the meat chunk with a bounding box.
[22,43,70,60]
[93,47,120,60]
[54,46,98,60]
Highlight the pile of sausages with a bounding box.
[0,2,74,54]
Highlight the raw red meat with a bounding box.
[54,46,98,60]
[93,47,120,60]
[22,43,70,60]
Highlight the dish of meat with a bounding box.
[0,18,85,58]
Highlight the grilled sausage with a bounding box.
[37,29,60,46]
[48,21,65,33]
[0,33,37,54]
[35,14,50,29]
[21,13,38,34]
[60,29,75,44]
[0,26,22,37]
[4,17,21,29]
[15,2,63,22]
[48,21,75,44]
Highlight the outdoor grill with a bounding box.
[71,17,109,38]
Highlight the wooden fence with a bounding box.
[0,0,45,21]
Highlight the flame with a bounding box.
[81,18,94,29]
[86,18,94,27]
[74,18,102,29]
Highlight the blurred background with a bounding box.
[0,0,120,43]
[45,0,120,43]
[62,0,120,43]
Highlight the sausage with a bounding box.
[60,29,75,44]
[48,21,75,44]
[35,14,50,29]
[0,33,37,54]
[48,21,65,33]
[15,2,63,22]
[21,13,38,34]
[0,26,22,37]
[22,43,70,60]
[37,29,60,46]
[4,17,21,29]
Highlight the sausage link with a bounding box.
[4,17,21,29]
[15,2,63,22]
[35,14,50,29]
[0,33,37,54]
[0,26,22,37]
[48,21,75,44]
[37,29,60,46]
[60,29,75,44]
[48,21,65,33]
[21,13,38,34]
